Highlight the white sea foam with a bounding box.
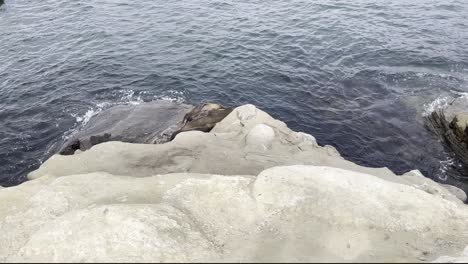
[422,92,468,117]
[120,90,144,105]
[422,96,453,116]
[68,90,186,131]
[438,156,456,181]
[70,102,110,127]
[154,90,185,103]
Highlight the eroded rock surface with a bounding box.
[1,104,467,262]
[2,166,468,262]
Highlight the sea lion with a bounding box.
[170,103,233,140]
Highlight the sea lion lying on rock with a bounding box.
[170,103,233,140]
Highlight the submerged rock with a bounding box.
[57,102,232,155]
[58,101,193,155]
[2,104,468,262]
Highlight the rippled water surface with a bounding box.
[1,0,468,186]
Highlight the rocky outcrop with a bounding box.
[30,105,397,181]
[1,104,467,262]
[425,96,468,182]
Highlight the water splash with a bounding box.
[68,90,186,129]
[70,102,110,127]
[437,156,456,181]
[422,96,454,116]
[422,92,468,117]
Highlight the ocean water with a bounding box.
[1,0,467,186]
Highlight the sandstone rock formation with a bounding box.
[1,104,467,262]
[433,246,468,263]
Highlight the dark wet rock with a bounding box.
[426,110,468,180]
[58,101,193,155]
[425,96,468,201]
[170,103,233,140]
[426,111,468,171]
[450,113,468,143]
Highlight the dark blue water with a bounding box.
[1,0,468,186]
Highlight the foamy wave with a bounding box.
[68,90,186,128]
[422,92,468,116]
[70,102,110,127]
[422,96,453,116]
[118,89,185,105]
[120,90,144,105]
[437,156,455,181]
[154,90,185,103]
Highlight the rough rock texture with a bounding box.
[1,104,468,262]
[425,96,468,190]
[2,167,468,263]
[58,101,193,155]
[451,113,468,143]
[442,184,468,203]
[432,246,468,263]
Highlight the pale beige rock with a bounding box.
[245,124,275,150]
[442,184,468,203]
[432,246,468,263]
[2,166,468,262]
